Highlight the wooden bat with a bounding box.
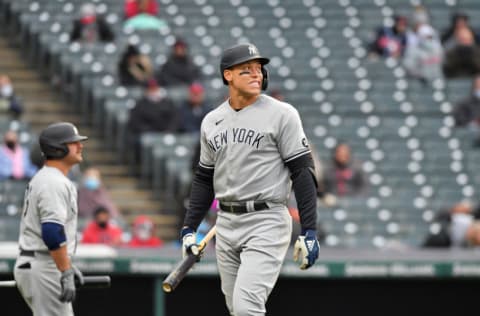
[162,225,216,293]
[0,275,111,289]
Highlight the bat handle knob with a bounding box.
[189,244,200,256]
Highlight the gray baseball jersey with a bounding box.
[199,94,310,203]
[18,166,78,255]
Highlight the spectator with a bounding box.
[177,83,210,133]
[127,80,177,134]
[70,3,114,43]
[406,5,431,48]
[424,200,480,248]
[127,80,177,163]
[155,38,201,87]
[127,215,163,247]
[78,167,120,219]
[118,44,154,86]
[81,207,123,245]
[403,24,443,84]
[324,143,366,196]
[0,130,37,180]
[124,0,158,19]
[441,12,480,78]
[370,15,408,58]
[0,74,23,118]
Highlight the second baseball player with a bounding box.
[14,122,87,316]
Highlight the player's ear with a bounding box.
[224,69,233,84]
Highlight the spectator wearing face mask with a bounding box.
[127,215,163,247]
[403,24,444,84]
[70,3,114,43]
[81,207,123,245]
[155,38,201,87]
[126,80,177,164]
[78,167,120,219]
[0,130,38,180]
[0,75,23,118]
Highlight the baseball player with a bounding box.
[14,122,88,316]
[181,43,320,316]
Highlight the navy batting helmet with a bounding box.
[39,122,88,159]
[220,43,270,90]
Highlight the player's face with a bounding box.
[226,60,263,96]
[65,141,84,164]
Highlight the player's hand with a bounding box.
[59,268,77,302]
[181,227,199,259]
[293,229,320,270]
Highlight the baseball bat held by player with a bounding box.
[162,225,216,293]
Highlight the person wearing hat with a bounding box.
[177,82,211,134]
[70,3,114,43]
[155,38,201,87]
[126,79,177,164]
[14,122,88,315]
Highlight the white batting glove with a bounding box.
[180,227,199,259]
[293,229,320,270]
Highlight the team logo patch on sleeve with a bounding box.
[302,137,309,148]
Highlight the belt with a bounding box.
[219,202,269,214]
[19,249,35,257]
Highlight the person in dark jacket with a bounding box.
[155,38,201,86]
[177,83,210,133]
[441,12,480,78]
[127,80,177,163]
[70,3,114,43]
[118,44,154,86]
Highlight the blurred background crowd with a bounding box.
[0,0,479,250]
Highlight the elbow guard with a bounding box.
[41,222,67,250]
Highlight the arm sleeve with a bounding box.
[182,165,215,230]
[287,153,318,232]
[41,222,67,250]
[183,121,215,230]
[37,184,69,225]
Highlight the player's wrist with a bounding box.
[301,229,316,237]
[180,226,195,238]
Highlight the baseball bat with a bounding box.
[0,275,111,289]
[162,225,216,293]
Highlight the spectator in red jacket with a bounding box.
[81,207,123,246]
[128,215,163,247]
[124,0,158,19]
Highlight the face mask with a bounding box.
[83,177,100,190]
[97,221,108,229]
[5,141,16,150]
[1,85,13,97]
[147,90,163,102]
[136,228,151,241]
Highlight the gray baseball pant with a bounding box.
[14,253,74,316]
[216,205,292,316]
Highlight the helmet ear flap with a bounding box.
[261,66,268,90]
[41,143,69,159]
